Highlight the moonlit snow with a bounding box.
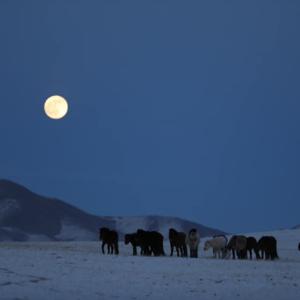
[0,229,299,300]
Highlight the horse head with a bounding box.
[169,228,177,238]
[99,227,109,241]
[189,228,197,234]
[203,240,211,251]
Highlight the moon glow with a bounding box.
[44,95,68,119]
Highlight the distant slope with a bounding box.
[110,215,226,238]
[0,179,226,241]
[0,179,113,241]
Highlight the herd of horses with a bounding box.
[99,227,299,260]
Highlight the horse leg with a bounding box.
[144,245,150,256]
[101,242,106,254]
[146,246,151,256]
[221,248,225,259]
[133,245,137,256]
[232,249,235,259]
[161,244,165,256]
[190,248,193,258]
[180,246,184,257]
[170,244,174,256]
[191,247,197,258]
[184,245,188,257]
[213,248,216,258]
[114,242,119,255]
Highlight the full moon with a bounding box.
[44,95,68,120]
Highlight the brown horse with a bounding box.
[99,227,119,255]
[169,228,187,257]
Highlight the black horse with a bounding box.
[169,228,187,257]
[124,233,143,256]
[246,236,260,260]
[99,227,119,255]
[257,236,278,260]
[298,242,300,251]
[136,229,165,256]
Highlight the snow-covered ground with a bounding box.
[0,229,299,300]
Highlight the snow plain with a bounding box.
[0,229,299,300]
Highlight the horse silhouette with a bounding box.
[257,236,278,260]
[226,235,247,259]
[99,227,119,255]
[125,233,143,256]
[169,228,187,257]
[246,236,260,259]
[136,229,165,256]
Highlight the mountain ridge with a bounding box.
[0,179,226,241]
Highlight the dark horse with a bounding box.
[99,227,119,255]
[169,228,187,257]
[298,242,300,251]
[246,236,260,260]
[124,233,143,256]
[226,235,247,259]
[136,229,165,256]
[257,236,278,260]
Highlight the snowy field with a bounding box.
[0,229,299,300]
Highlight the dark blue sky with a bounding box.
[1,0,300,233]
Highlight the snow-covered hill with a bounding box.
[111,215,225,238]
[0,179,114,241]
[0,179,225,241]
[0,228,299,300]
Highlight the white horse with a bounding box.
[186,229,200,258]
[204,235,227,258]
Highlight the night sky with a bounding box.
[1,0,300,233]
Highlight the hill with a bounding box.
[0,179,225,241]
